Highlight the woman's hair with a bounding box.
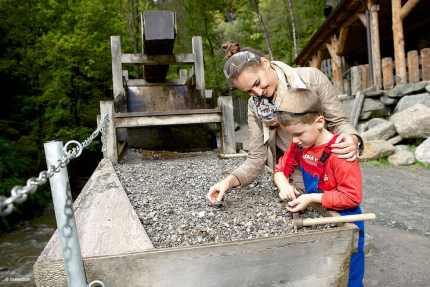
[221,40,266,83]
[278,88,323,125]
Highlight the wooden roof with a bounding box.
[295,0,430,66]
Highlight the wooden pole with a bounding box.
[326,36,344,94]
[370,4,382,90]
[192,36,206,109]
[100,101,118,164]
[392,0,407,85]
[421,48,430,81]
[218,93,236,155]
[399,0,421,20]
[336,26,349,56]
[111,36,126,112]
[382,57,394,89]
[360,65,369,90]
[407,50,419,83]
[295,213,376,229]
[351,66,361,96]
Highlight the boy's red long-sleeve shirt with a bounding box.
[274,142,362,210]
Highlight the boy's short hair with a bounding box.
[277,88,323,125]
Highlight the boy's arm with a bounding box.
[321,159,362,210]
[273,144,300,200]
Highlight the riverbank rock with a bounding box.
[390,104,430,139]
[386,82,427,98]
[415,138,430,165]
[392,93,430,114]
[362,120,396,141]
[388,150,415,166]
[359,140,395,161]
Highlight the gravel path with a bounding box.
[114,149,329,249]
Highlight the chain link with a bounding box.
[0,113,108,216]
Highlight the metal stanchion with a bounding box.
[44,140,87,287]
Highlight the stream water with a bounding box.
[0,213,56,286]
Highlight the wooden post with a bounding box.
[218,93,236,155]
[357,13,367,28]
[407,50,419,83]
[351,66,361,95]
[100,101,118,164]
[360,65,369,90]
[399,0,421,20]
[382,57,394,90]
[392,0,407,85]
[370,4,382,90]
[336,26,349,56]
[326,36,344,94]
[111,36,126,112]
[192,36,206,109]
[421,48,430,81]
[309,50,322,70]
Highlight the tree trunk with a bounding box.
[287,0,298,59]
[250,0,274,60]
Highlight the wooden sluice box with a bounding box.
[33,158,359,287]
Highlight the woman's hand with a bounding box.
[279,184,300,201]
[207,175,239,204]
[330,133,359,162]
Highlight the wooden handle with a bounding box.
[302,213,376,227]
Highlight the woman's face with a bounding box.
[232,58,277,97]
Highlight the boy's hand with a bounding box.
[279,184,300,201]
[286,195,312,212]
[331,133,358,162]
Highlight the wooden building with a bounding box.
[295,0,430,95]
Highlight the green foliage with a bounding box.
[0,0,328,230]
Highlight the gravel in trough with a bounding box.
[114,149,332,249]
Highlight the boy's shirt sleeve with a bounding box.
[273,143,297,177]
[320,157,362,210]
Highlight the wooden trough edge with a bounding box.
[33,158,359,287]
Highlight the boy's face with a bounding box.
[282,117,323,148]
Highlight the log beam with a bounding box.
[357,13,367,28]
[326,36,344,94]
[407,50,419,83]
[382,57,394,90]
[336,26,349,56]
[370,4,382,90]
[392,0,407,85]
[400,0,421,20]
[309,50,322,70]
[421,48,430,81]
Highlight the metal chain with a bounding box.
[0,113,108,216]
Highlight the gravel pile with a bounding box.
[114,149,331,249]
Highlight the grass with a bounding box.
[360,156,430,169]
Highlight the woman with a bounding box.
[207,40,362,204]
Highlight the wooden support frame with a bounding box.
[382,57,394,90]
[336,26,349,56]
[407,50,419,83]
[121,53,195,65]
[392,0,409,85]
[111,36,126,112]
[399,0,421,20]
[357,13,367,28]
[422,48,430,81]
[192,36,206,109]
[326,36,344,94]
[309,50,322,69]
[218,94,236,155]
[370,4,382,90]
[100,101,119,164]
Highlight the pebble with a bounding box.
[114,149,328,249]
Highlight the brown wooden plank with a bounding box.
[121,53,195,65]
[408,50,419,83]
[34,226,357,287]
[34,160,153,266]
[218,95,236,154]
[421,48,430,81]
[382,57,394,89]
[114,108,221,118]
[114,113,222,128]
[126,78,187,86]
[100,101,118,163]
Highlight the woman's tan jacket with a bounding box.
[230,64,361,187]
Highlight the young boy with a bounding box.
[273,88,364,287]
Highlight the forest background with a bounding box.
[0,0,327,232]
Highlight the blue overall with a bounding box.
[285,136,365,287]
